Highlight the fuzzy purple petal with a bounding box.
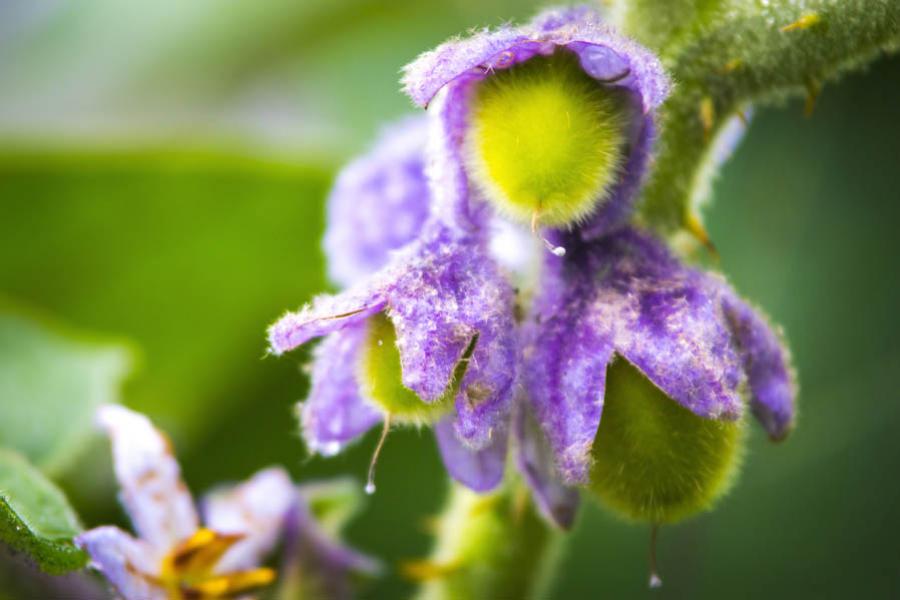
[512,402,580,529]
[525,228,747,482]
[268,284,386,356]
[722,294,797,441]
[75,526,164,600]
[522,252,616,483]
[301,325,382,456]
[324,116,432,287]
[387,223,517,447]
[596,232,746,421]
[402,6,668,112]
[434,417,506,492]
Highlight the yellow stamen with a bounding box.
[160,528,276,600]
[164,529,243,578]
[179,568,276,599]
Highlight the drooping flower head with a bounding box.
[75,405,376,600]
[270,217,515,493]
[402,5,670,239]
[519,227,796,526]
[270,5,671,497]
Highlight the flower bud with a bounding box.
[587,359,746,524]
[465,51,630,228]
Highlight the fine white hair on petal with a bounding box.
[202,467,296,573]
[75,526,165,600]
[96,404,199,556]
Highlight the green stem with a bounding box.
[411,477,562,600]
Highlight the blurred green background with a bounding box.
[1,1,898,598]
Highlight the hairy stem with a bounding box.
[410,478,562,600]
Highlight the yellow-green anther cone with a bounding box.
[465,51,629,227]
[587,359,746,524]
[358,312,453,425]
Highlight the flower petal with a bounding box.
[583,229,745,420]
[525,228,747,482]
[96,404,198,554]
[301,325,382,456]
[512,402,580,529]
[268,284,386,356]
[280,491,381,600]
[434,417,506,492]
[75,526,164,600]
[324,116,432,287]
[522,262,616,483]
[202,467,296,573]
[722,294,797,441]
[388,224,517,446]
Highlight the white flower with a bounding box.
[75,405,294,600]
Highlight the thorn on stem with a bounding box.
[699,97,715,142]
[685,213,719,261]
[780,12,822,33]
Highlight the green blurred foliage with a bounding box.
[0,1,898,598]
[0,449,85,575]
[0,307,132,475]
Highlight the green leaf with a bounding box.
[0,304,133,474]
[0,449,86,574]
[627,0,900,233]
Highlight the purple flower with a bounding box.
[520,227,796,498]
[270,218,516,492]
[75,405,375,600]
[402,5,670,238]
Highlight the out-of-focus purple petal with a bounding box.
[201,467,295,573]
[268,285,387,356]
[722,294,797,441]
[75,526,163,600]
[280,492,381,600]
[300,324,382,456]
[434,417,506,492]
[95,405,198,555]
[324,116,432,287]
[512,402,580,529]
